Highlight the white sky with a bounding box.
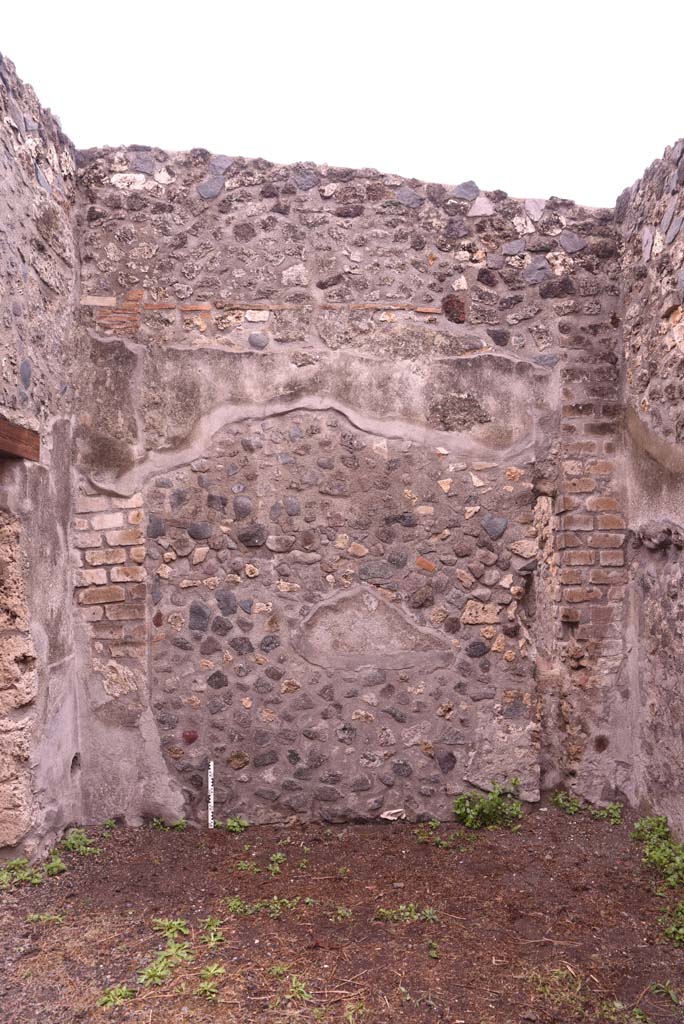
[3,1,683,208]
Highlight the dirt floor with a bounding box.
[1,806,683,1024]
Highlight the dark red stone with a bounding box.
[182,730,198,745]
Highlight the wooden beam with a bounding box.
[0,414,40,461]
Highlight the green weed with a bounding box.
[62,827,99,855]
[98,984,136,1007]
[660,902,684,946]
[151,917,189,939]
[632,816,684,888]
[453,779,523,830]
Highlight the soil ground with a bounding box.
[1,806,683,1024]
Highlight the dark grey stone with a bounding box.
[188,522,212,540]
[147,514,165,538]
[237,524,267,547]
[482,514,508,540]
[253,750,278,768]
[211,614,233,636]
[129,151,156,175]
[197,176,225,200]
[19,358,32,388]
[502,238,525,255]
[395,185,424,208]
[293,168,320,190]
[233,495,252,519]
[314,785,341,802]
[559,230,587,254]
[210,155,233,174]
[436,750,456,774]
[248,332,269,350]
[230,637,254,655]
[465,640,490,658]
[522,255,552,284]
[189,601,210,632]
[207,671,228,689]
[452,180,479,200]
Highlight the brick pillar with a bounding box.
[553,320,627,777]
[73,492,148,676]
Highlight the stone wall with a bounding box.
[0,54,80,852]
[69,145,622,825]
[617,143,684,833]
[2,53,684,849]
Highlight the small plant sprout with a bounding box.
[98,984,136,1007]
[62,827,100,855]
[552,790,583,815]
[195,980,219,1000]
[453,779,523,830]
[162,939,194,965]
[632,816,684,888]
[428,940,440,959]
[661,902,684,946]
[267,851,287,876]
[268,963,292,979]
[0,858,43,889]
[45,854,67,876]
[330,905,353,923]
[138,960,171,987]
[236,859,260,873]
[287,975,313,1002]
[375,904,439,923]
[650,981,682,1006]
[27,912,63,924]
[590,802,623,825]
[201,964,226,980]
[151,917,190,939]
[225,816,248,833]
[171,819,188,831]
[151,817,168,831]
[201,916,225,948]
[61,827,99,851]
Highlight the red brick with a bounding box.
[559,568,583,585]
[608,586,627,602]
[556,532,582,549]
[105,602,146,621]
[585,496,619,512]
[585,460,615,476]
[110,566,146,583]
[563,513,594,531]
[588,533,625,549]
[564,477,596,494]
[584,420,617,436]
[600,550,625,566]
[560,606,581,623]
[78,584,125,605]
[596,513,627,530]
[555,495,580,514]
[85,547,126,566]
[562,403,595,417]
[589,568,627,585]
[105,527,145,546]
[561,549,595,566]
[561,441,598,457]
[563,586,604,603]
